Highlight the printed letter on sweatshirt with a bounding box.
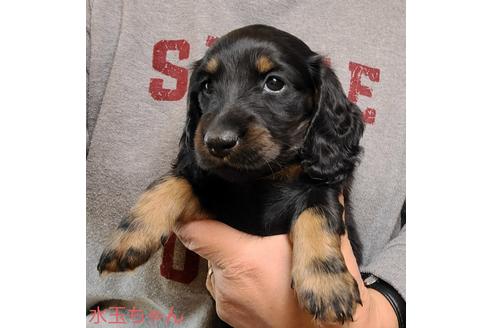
[348,62,381,124]
[161,233,199,284]
[149,40,190,101]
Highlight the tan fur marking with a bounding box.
[338,192,344,206]
[244,125,281,161]
[256,55,274,73]
[194,119,216,162]
[290,208,341,267]
[264,164,303,182]
[205,57,219,73]
[221,124,281,171]
[290,208,359,323]
[338,192,346,222]
[100,177,208,273]
[195,118,282,171]
[132,176,208,234]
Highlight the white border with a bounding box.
[408,1,492,326]
[0,1,86,327]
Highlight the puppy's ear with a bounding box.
[178,60,203,151]
[174,61,203,173]
[301,56,364,185]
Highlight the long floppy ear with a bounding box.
[301,56,365,185]
[180,60,203,151]
[173,60,203,173]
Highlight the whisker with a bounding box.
[263,158,275,175]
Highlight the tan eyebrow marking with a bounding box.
[256,55,274,73]
[205,57,219,73]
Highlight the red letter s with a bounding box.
[149,40,190,101]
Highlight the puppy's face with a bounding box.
[190,26,317,181]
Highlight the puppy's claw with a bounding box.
[294,271,360,324]
[97,246,154,274]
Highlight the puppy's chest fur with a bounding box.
[188,168,337,236]
[184,163,362,264]
[192,178,292,235]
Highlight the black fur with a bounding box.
[117,214,139,232]
[173,24,364,255]
[311,257,348,274]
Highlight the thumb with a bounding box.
[174,219,257,267]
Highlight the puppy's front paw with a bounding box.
[97,223,166,274]
[97,176,203,274]
[293,259,361,324]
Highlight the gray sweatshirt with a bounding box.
[86,1,405,327]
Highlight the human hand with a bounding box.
[175,201,397,328]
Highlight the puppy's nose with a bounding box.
[204,130,239,158]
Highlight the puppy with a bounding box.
[98,24,365,324]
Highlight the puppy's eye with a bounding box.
[202,81,212,94]
[264,76,285,93]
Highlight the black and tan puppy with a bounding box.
[98,24,365,324]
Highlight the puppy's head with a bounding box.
[180,25,364,184]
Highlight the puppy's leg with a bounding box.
[290,207,361,324]
[97,175,208,274]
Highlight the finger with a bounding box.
[340,227,369,309]
[206,261,216,299]
[338,192,345,207]
[338,192,368,300]
[175,219,257,266]
[338,192,345,222]
[340,233,361,278]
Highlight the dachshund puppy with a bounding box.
[98,24,365,324]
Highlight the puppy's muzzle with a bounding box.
[204,129,239,158]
